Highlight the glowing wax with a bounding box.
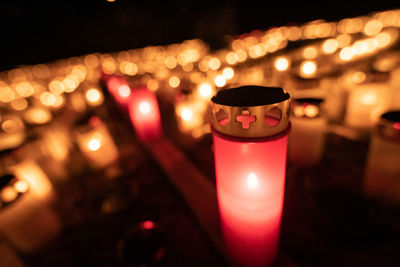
[128,87,162,141]
[212,131,288,266]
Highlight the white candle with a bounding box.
[75,116,118,168]
[364,111,400,204]
[0,162,61,252]
[288,98,327,166]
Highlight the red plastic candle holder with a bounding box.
[128,87,162,141]
[210,86,291,267]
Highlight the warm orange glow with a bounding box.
[180,108,193,121]
[304,105,319,118]
[373,32,391,47]
[226,52,238,65]
[364,19,383,36]
[52,94,65,108]
[1,186,17,203]
[208,57,221,70]
[2,119,19,133]
[351,71,367,84]
[274,57,290,71]
[339,47,354,61]
[322,39,339,54]
[63,76,79,93]
[15,181,29,193]
[232,39,244,51]
[300,60,317,77]
[88,138,101,151]
[23,107,52,125]
[236,49,247,62]
[49,80,65,95]
[169,76,180,88]
[352,41,369,55]
[84,54,99,68]
[11,97,28,111]
[222,67,235,79]
[12,160,53,199]
[40,92,57,106]
[101,58,117,75]
[71,65,87,82]
[336,34,352,48]
[214,75,227,87]
[0,86,15,103]
[360,92,377,105]
[249,44,266,58]
[147,79,159,91]
[293,106,304,117]
[182,62,194,72]
[32,64,50,79]
[196,82,215,100]
[165,56,178,69]
[16,82,34,97]
[120,61,138,75]
[86,88,104,106]
[303,46,318,59]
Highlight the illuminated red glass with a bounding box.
[128,87,162,141]
[212,131,288,266]
[105,76,132,108]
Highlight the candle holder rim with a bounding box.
[211,86,290,107]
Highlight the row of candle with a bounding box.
[0,8,400,267]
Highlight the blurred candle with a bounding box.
[0,114,26,151]
[364,110,400,204]
[75,116,119,168]
[105,75,132,108]
[210,86,291,266]
[128,87,162,141]
[345,83,391,129]
[175,98,207,134]
[0,164,61,252]
[288,97,326,166]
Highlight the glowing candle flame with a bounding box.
[118,85,131,98]
[88,139,101,151]
[274,57,290,71]
[139,101,151,114]
[14,181,29,193]
[247,173,259,190]
[181,108,193,121]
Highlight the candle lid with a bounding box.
[377,110,400,143]
[210,86,291,138]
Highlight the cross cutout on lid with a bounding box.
[236,110,256,129]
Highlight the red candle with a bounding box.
[128,87,162,141]
[210,86,291,267]
[105,75,132,108]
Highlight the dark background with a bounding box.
[1,0,400,71]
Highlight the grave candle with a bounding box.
[210,86,291,267]
[288,97,326,166]
[105,75,132,108]
[0,163,60,252]
[75,116,119,168]
[364,110,400,204]
[128,87,162,141]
